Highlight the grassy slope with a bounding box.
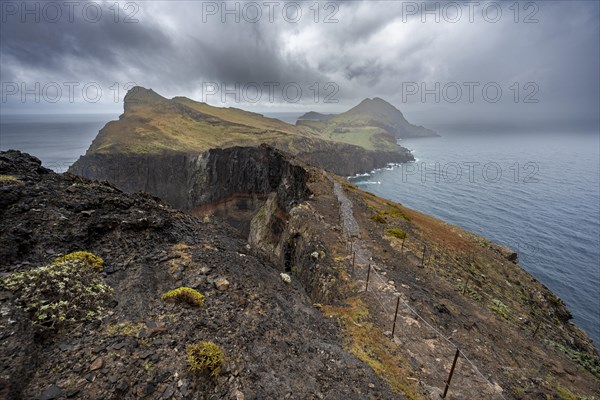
[85,88,371,156]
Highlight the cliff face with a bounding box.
[69,144,411,218]
[70,146,310,211]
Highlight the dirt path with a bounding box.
[331,178,506,400]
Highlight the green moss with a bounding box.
[187,341,223,378]
[162,287,205,307]
[0,256,112,330]
[371,213,387,224]
[386,229,407,240]
[53,251,104,271]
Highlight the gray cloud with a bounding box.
[0,0,598,130]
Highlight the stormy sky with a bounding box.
[1,0,599,130]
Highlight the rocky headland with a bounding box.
[70,87,414,179]
[1,147,599,400]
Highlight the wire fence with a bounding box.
[331,178,508,399]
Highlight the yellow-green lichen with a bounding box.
[53,251,104,271]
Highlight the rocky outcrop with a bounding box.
[298,146,412,176]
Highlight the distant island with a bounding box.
[298,97,438,152]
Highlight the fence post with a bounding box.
[365,264,371,292]
[401,236,406,256]
[441,348,460,398]
[391,296,401,337]
[421,244,427,267]
[532,320,542,338]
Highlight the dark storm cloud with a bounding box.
[0,3,173,82]
[0,0,598,129]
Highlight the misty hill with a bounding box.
[298,97,437,151]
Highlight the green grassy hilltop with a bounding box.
[297,97,438,151]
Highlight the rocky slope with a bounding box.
[2,149,599,399]
[0,150,397,400]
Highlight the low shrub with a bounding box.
[53,251,104,271]
[187,341,223,378]
[489,298,509,319]
[548,341,600,379]
[371,213,387,224]
[386,229,407,240]
[380,208,410,221]
[162,287,205,307]
[0,257,112,330]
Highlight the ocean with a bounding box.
[350,132,600,346]
[0,113,120,172]
[1,114,598,346]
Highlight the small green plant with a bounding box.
[53,251,104,272]
[143,360,155,371]
[0,257,112,330]
[162,287,205,307]
[489,298,509,319]
[187,341,223,378]
[380,208,410,221]
[386,229,407,240]
[371,213,387,224]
